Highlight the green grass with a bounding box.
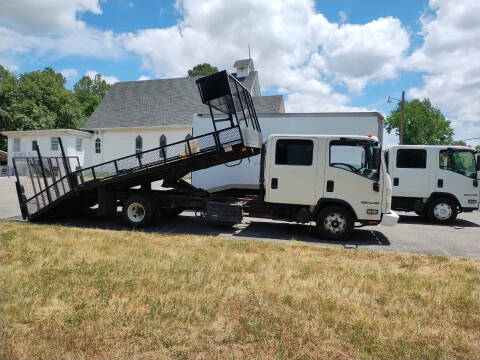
[1,222,479,359]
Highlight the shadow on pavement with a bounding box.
[4,211,391,248]
[398,214,480,228]
[235,220,390,247]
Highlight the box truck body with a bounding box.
[192,112,384,192]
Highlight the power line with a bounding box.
[456,137,480,141]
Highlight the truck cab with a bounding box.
[386,145,479,223]
[261,134,398,240]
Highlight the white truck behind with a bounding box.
[385,145,479,223]
[192,112,384,192]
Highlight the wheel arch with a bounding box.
[427,192,461,210]
[312,198,358,221]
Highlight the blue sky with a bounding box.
[1,0,479,145]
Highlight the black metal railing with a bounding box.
[73,125,242,185]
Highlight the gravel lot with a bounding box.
[1,177,479,258]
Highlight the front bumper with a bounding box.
[381,210,399,226]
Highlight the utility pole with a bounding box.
[400,90,405,145]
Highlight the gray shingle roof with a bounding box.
[233,59,253,68]
[235,70,257,88]
[82,76,284,130]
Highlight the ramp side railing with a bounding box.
[13,138,80,219]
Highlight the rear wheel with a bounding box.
[427,197,458,224]
[122,195,155,227]
[316,205,354,241]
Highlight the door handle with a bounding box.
[437,179,443,188]
[393,177,399,186]
[271,178,278,189]
[326,180,334,192]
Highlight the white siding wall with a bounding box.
[89,126,192,166]
[7,133,90,170]
[8,132,90,173]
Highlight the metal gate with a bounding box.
[13,139,79,219]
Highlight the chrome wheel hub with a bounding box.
[324,212,346,234]
[433,203,452,221]
[127,202,145,223]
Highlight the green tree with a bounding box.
[73,74,111,118]
[0,66,84,151]
[385,98,454,145]
[451,140,467,146]
[0,65,19,151]
[476,145,480,153]
[187,63,218,77]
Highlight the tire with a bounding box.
[122,195,155,227]
[160,207,184,217]
[427,197,458,224]
[316,205,354,241]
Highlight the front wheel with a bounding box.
[316,205,354,241]
[427,197,458,224]
[122,195,155,227]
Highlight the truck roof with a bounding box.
[268,134,379,142]
[386,144,475,151]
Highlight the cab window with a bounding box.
[330,141,378,180]
[275,139,313,166]
[396,149,426,168]
[439,150,477,179]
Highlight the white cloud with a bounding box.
[85,70,119,84]
[0,0,101,35]
[137,75,151,81]
[60,68,78,79]
[0,0,123,69]
[122,0,409,112]
[405,0,480,144]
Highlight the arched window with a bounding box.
[159,134,167,159]
[95,138,101,153]
[135,135,143,157]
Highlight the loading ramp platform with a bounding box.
[13,71,263,221]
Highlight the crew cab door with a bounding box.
[390,148,431,197]
[324,139,383,221]
[264,137,319,205]
[436,149,479,208]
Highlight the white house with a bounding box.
[1,129,91,174]
[1,58,284,171]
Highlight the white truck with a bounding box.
[256,133,398,239]
[385,145,479,223]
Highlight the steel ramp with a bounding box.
[13,70,262,221]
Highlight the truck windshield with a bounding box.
[439,150,477,179]
[330,142,379,180]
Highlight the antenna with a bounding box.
[248,44,251,59]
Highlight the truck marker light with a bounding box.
[365,133,372,137]
[367,209,378,214]
[224,146,233,152]
[241,147,247,152]
[180,153,186,157]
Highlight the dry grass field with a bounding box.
[1,221,479,359]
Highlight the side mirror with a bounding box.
[477,155,480,171]
[373,148,381,169]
